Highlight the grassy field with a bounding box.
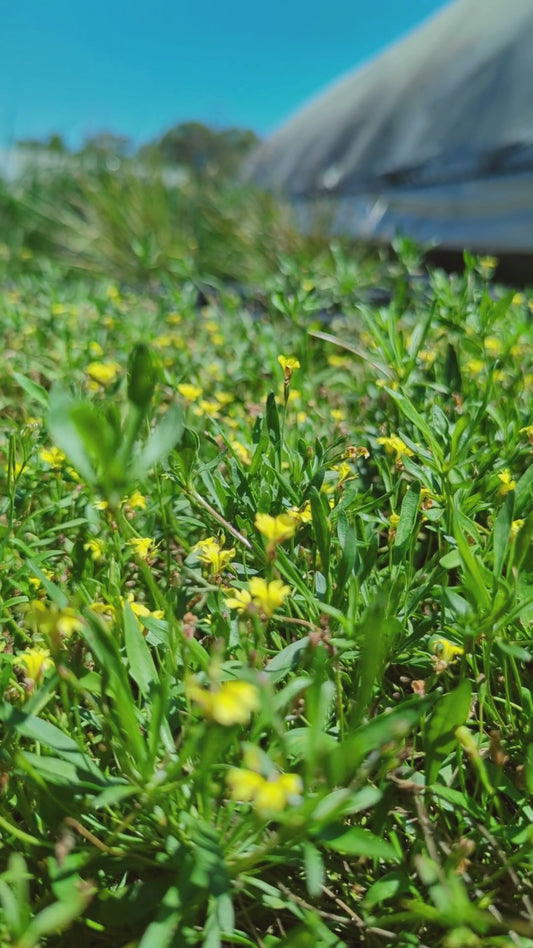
[1,168,533,947]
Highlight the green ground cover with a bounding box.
[1,176,533,946]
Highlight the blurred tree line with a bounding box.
[16,122,260,179]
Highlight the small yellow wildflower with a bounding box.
[122,594,163,621]
[40,446,66,468]
[497,469,516,496]
[187,679,259,726]
[86,361,121,388]
[377,435,414,461]
[89,340,104,358]
[195,399,220,417]
[226,768,265,801]
[230,440,252,466]
[287,501,313,526]
[190,537,235,576]
[90,601,116,622]
[84,537,105,562]
[331,409,346,423]
[485,337,502,357]
[223,588,253,613]
[464,358,485,376]
[128,537,157,560]
[255,513,296,550]
[214,391,234,406]
[123,489,147,510]
[520,425,533,444]
[510,519,525,540]
[178,383,202,401]
[389,512,400,530]
[227,768,302,815]
[29,601,84,639]
[19,647,52,684]
[512,293,525,306]
[249,577,290,619]
[94,499,109,511]
[277,355,300,377]
[167,311,182,325]
[333,461,355,485]
[431,636,464,665]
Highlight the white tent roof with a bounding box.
[248,0,533,255]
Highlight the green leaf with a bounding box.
[393,483,420,561]
[12,372,49,409]
[265,636,310,682]
[424,679,472,786]
[265,391,280,448]
[309,486,330,589]
[352,592,399,727]
[171,426,199,486]
[514,463,533,516]
[134,403,184,477]
[384,387,444,464]
[127,343,158,408]
[317,825,399,861]
[303,842,324,897]
[47,386,96,483]
[0,703,105,784]
[493,492,514,578]
[123,603,158,698]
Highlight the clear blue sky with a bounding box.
[1,0,449,148]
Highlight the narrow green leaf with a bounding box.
[134,403,185,477]
[384,387,444,464]
[424,678,472,786]
[309,486,330,587]
[123,603,158,698]
[318,825,399,862]
[493,492,514,578]
[265,391,280,447]
[47,386,95,483]
[12,372,49,409]
[514,463,533,516]
[393,483,420,561]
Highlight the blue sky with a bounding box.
[2,0,449,148]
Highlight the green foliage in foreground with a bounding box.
[1,247,533,947]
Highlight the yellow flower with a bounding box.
[178,383,202,401]
[223,588,252,613]
[19,647,52,683]
[332,461,355,485]
[227,767,302,815]
[287,501,313,526]
[255,512,296,549]
[123,489,147,510]
[377,435,414,461]
[330,409,346,423]
[90,601,116,622]
[497,469,516,496]
[249,577,290,619]
[128,537,156,560]
[94,499,109,511]
[389,512,400,529]
[89,340,104,358]
[187,679,259,726]
[122,594,163,621]
[190,537,235,576]
[464,358,485,376]
[485,337,502,357]
[28,601,84,639]
[40,446,66,468]
[520,425,533,444]
[431,636,464,665]
[345,445,370,460]
[84,537,105,562]
[227,768,265,801]
[278,355,300,387]
[86,361,121,388]
[510,519,524,540]
[230,440,252,466]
